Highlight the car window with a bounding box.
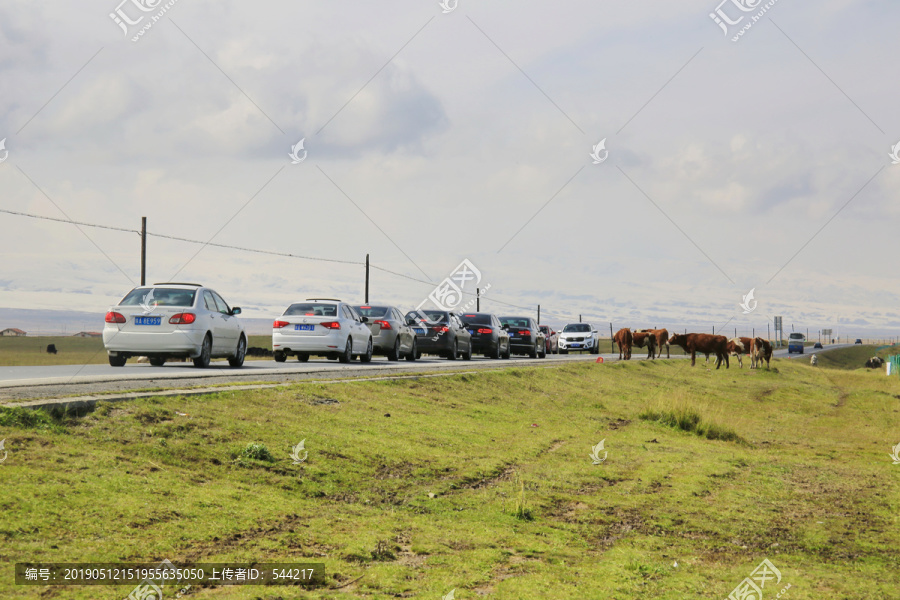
[212,291,231,314]
[355,306,389,318]
[120,287,196,307]
[285,303,337,317]
[203,291,217,312]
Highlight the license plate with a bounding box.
[135,316,161,326]
[467,329,474,334]
[570,343,581,348]
[414,327,425,335]
[295,324,314,331]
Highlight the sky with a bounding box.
[0,0,898,339]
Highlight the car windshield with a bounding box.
[563,324,590,333]
[407,310,449,324]
[284,303,338,317]
[120,288,196,307]
[539,326,551,333]
[462,314,491,325]
[355,306,389,318]
[789,333,804,340]
[500,317,530,328]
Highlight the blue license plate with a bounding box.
[295,324,314,331]
[414,327,425,335]
[570,343,581,348]
[467,329,474,334]
[135,316,161,326]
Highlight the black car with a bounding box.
[460,312,510,359]
[813,342,823,349]
[405,310,473,360]
[499,316,546,358]
[855,339,863,344]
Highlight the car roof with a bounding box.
[150,282,203,288]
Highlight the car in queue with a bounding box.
[273,299,373,363]
[459,312,510,359]
[499,316,546,358]
[405,309,473,360]
[538,325,559,354]
[103,282,246,368]
[354,304,418,361]
[557,323,600,354]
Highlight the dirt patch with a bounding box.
[608,418,631,430]
[455,463,516,490]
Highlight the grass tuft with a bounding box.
[639,401,746,444]
[0,407,66,432]
[236,442,276,463]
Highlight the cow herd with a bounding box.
[613,328,773,370]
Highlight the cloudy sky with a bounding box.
[1,0,898,337]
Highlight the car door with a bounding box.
[202,290,228,354]
[495,315,508,352]
[344,305,368,352]
[394,308,412,353]
[212,291,239,352]
[452,314,471,351]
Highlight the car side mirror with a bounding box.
[501,324,509,330]
[231,307,242,315]
[360,316,368,323]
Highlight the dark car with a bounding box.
[460,312,510,359]
[499,316,546,358]
[538,325,559,354]
[855,339,863,344]
[355,304,418,361]
[813,342,823,349]
[405,310,473,360]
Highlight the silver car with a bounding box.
[272,299,373,363]
[354,305,418,361]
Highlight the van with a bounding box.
[788,332,805,354]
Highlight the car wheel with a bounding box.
[405,339,417,361]
[149,357,166,367]
[503,342,511,359]
[539,343,546,358]
[447,340,458,360]
[274,350,287,363]
[387,338,401,361]
[108,354,127,367]
[339,338,353,363]
[491,340,501,360]
[193,334,212,368]
[590,342,600,355]
[529,341,538,359]
[297,353,309,362]
[359,338,373,363]
[463,341,472,361]
[228,335,246,367]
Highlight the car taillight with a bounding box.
[373,320,391,330]
[169,313,196,325]
[477,328,492,334]
[432,325,449,332]
[273,320,290,328]
[519,330,530,336]
[320,321,341,330]
[105,311,126,324]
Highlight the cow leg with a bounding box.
[737,354,743,369]
[690,351,696,366]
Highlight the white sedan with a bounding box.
[103,283,246,368]
[272,299,373,363]
[557,323,600,354]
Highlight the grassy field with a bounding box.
[2,353,899,599]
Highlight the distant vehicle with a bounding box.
[406,310,472,360]
[460,312,510,359]
[787,332,805,354]
[558,323,600,354]
[103,283,246,368]
[538,325,559,354]
[813,342,823,349]
[354,305,417,361]
[499,316,546,358]
[855,339,863,344]
[273,299,373,363]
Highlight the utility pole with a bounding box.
[579,314,582,323]
[712,325,715,334]
[610,323,614,353]
[140,216,147,286]
[537,305,540,324]
[364,254,369,303]
[476,288,480,311]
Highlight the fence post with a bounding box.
[610,323,614,353]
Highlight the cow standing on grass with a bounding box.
[726,338,746,368]
[614,328,633,360]
[639,328,670,358]
[632,331,657,360]
[750,337,767,369]
[668,333,729,369]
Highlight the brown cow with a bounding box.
[747,337,765,369]
[757,339,772,368]
[614,328,633,360]
[668,333,729,369]
[632,331,656,359]
[639,328,670,358]
[726,338,746,368]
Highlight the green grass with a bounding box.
[2,358,899,599]
[813,345,888,370]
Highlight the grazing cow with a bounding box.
[726,338,746,368]
[760,339,773,368]
[810,354,818,366]
[639,328,670,358]
[748,337,766,369]
[614,328,633,360]
[46,344,57,354]
[632,331,657,360]
[864,356,884,369]
[668,333,729,369]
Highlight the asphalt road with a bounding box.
[0,343,852,402]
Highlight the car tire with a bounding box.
[339,338,353,363]
[274,350,287,362]
[359,338,373,363]
[109,354,127,367]
[228,335,246,367]
[297,353,309,362]
[387,338,401,361]
[539,343,546,358]
[193,334,212,368]
[463,341,472,361]
[447,340,457,360]
[490,341,501,360]
[590,342,600,355]
[503,342,511,359]
[405,339,417,361]
[148,357,166,367]
[529,342,538,359]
